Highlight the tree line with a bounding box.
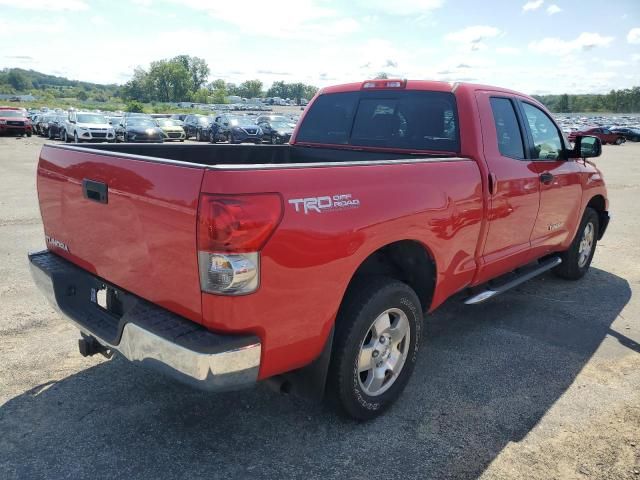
[2,62,639,112]
[534,87,640,113]
[120,55,318,104]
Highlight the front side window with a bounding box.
[522,103,563,160]
[296,90,460,152]
[490,97,525,159]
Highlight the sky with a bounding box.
[0,0,638,95]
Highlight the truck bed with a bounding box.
[51,143,459,167]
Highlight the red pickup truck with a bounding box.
[0,107,32,137]
[29,79,609,420]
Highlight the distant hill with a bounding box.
[0,68,116,91]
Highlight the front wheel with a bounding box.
[27,131,32,138]
[196,130,201,141]
[63,130,69,143]
[327,277,422,420]
[615,137,623,145]
[554,207,599,280]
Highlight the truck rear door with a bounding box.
[37,145,205,323]
[474,91,541,283]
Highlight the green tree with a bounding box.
[7,70,31,91]
[126,100,145,113]
[77,90,88,101]
[192,88,210,104]
[147,59,191,102]
[238,79,263,98]
[556,94,569,112]
[173,55,210,92]
[208,78,226,90]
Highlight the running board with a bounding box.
[464,257,562,305]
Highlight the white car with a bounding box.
[62,111,116,143]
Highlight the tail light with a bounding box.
[362,79,407,89]
[197,194,282,295]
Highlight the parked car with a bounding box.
[256,115,296,144]
[214,114,263,143]
[183,114,214,139]
[568,127,625,145]
[108,116,123,127]
[170,114,187,122]
[115,116,164,143]
[155,118,186,142]
[37,114,56,137]
[62,111,116,143]
[29,79,609,420]
[47,114,68,140]
[611,127,640,142]
[0,107,32,136]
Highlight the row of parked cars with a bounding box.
[28,110,298,145]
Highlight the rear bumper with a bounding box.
[29,250,261,391]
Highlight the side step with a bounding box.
[464,256,562,305]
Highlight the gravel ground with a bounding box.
[0,135,638,480]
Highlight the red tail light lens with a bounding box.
[197,194,283,253]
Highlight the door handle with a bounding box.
[82,179,108,204]
[539,172,554,184]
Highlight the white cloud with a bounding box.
[496,46,521,54]
[602,60,627,68]
[522,0,543,11]
[546,4,562,15]
[445,25,501,52]
[627,28,640,44]
[529,32,614,56]
[354,0,443,16]
[0,0,87,10]
[170,0,359,39]
[132,0,153,5]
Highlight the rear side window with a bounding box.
[490,97,525,159]
[296,90,459,152]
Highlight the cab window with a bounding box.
[521,103,563,160]
[490,97,525,159]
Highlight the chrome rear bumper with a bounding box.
[29,250,261,391]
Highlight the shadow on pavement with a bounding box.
[0,268,632,479]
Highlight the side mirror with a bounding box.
[69,119,76,124]
[569,135,601,159]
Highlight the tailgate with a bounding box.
[37,145,205,323]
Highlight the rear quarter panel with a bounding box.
[200,160,483,379]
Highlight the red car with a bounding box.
[29,79,609,419]
[568,127,625,145]
[0,107,32,137]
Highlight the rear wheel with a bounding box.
[196,130,201,142]
[327,277,422,420]
[63,130,69,143]
[74,131,79,143]
[554,207,599,280]
[614,137,623,145]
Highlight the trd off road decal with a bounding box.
[288,194,361,214]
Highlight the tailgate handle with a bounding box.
[82,179,108,204]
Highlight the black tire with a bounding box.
[554,207,599,280]
[63,130,69,143]
[271,134,278,145]
[614,137,623,145]
[196,130,201,142]
[74,131,80,143]
[327,276,423,420]
[229,132,236,144]
[27,131,32,138]
[48,129,53,140]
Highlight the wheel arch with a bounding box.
[586,194,608,239]
[343,239,437,314]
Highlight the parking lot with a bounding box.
[0,135,639,479]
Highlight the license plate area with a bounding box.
[90,284,125,318]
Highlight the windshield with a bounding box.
[77,114,107,124]
[229,117,254,126]
[271,121,294,129]
[296,90,460,152]
[156,118,177,127]
[128,118,156,127]
[0,110,24,118]
[267,115,288,122]
[196,116,211,125]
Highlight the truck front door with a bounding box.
[474,92,541,283]
[518,101,583,255]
